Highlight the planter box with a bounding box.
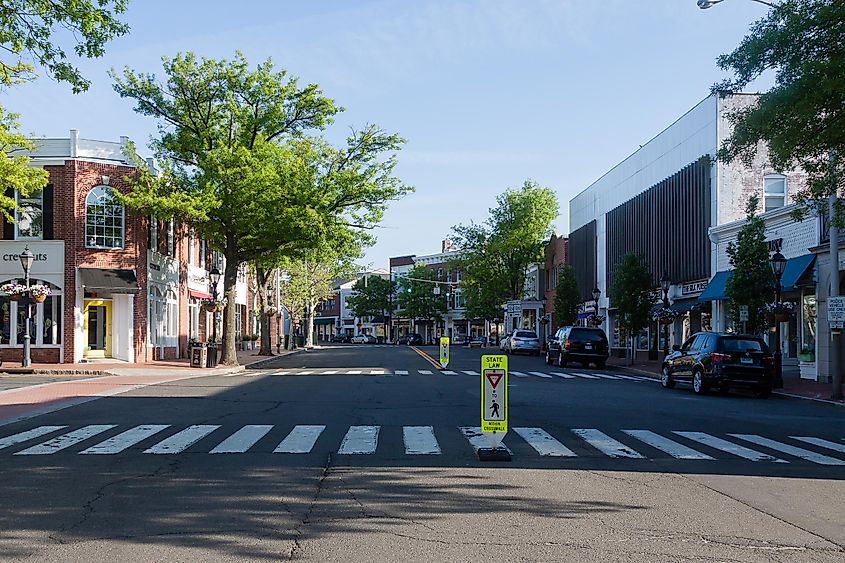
[799,361,817,381]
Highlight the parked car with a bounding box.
[469,336,486,348]
[499,336,509,351]
[397,333,424,345]
[661,332,774,397]
[351,334,376,344]
[546,326,609,368]
[503,330,541,355]
[331,334,351,343]
[454,335,471,346]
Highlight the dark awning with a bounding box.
[79,268,139,294]
[669,300,705,314]
[698,271,731,302]
[780,254,815,292]
[314,318,336,326]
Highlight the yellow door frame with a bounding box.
[83,299,112,358]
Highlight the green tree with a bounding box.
[1,0,130,221]
[553,265,580,328]
[714,0,845,221]
[112,53,410,364]
[346,275,396,339]
[451,180,559,318]
[608,253,653,363]
[725,195,775,334]
[396,264,447,335]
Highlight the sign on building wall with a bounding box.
[0,241,64,287]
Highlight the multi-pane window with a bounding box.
[85,186,124,249]
[764,175,787,212]
[15,190,43,240]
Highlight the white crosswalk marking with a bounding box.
[347,370,362,375]
[609,374,648,381]
[572,429,645,458]
[622,430,714,460]
[15,425,117,456]
[552,372,575,379]
[514,427,576,457]
[403,426,441,454]
[418,370,433,375]
[369,370,387,375]
[210,425,274,454]
[338,425,380,454]
[295,371,311,375]
[730,434,845,466]
[529,372,553,379]
[791,436,845,454]
[591,373,621,380]
[674,432,786,462]
[144,425,220,454]
[395,370,409,376]
[460,427,513,454]
[462,371,479,375]
[442,371,457,375]
[0,426,66,451]
[511,371,528,378]
[80,425,171,455]
[274,425,325,453]
[571,373,599,379]
[322,370,339,374]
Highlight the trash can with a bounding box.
[190,344,206,368]
[284,335,290,350]
[295,335,305,348]
[206,343,218,367]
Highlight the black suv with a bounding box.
[397,333,423,345]
[545,326,609,368]
[331,334,351,343]
[661,331,774,397]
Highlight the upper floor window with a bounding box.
[85,186,124,249]
[15,190,43,240]
[199,238,207,269]
[764,175,787,212]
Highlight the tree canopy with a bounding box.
[396,264,447,326]
[346,275,395,322]
[451,181,559,319]
[715,0,845,221]
[553,265,580,328]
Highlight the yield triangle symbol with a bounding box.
[486,373,502,389]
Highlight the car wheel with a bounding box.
[754,386,772,399]
[661,365,675,389]
[692,369,707,395]
[558,352,567,368]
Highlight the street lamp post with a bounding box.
[770,251,787,388]
[19,246,34,367]
[209,267,221,367]
[660,271,672,357]
[591,287,601,327]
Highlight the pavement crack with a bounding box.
[288,453,333,560]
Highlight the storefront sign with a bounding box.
[187,264,210,293]
[766,238,783,253]
[681,280,708,296]
[0,241,64,287]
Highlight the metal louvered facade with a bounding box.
[567,220,596,302]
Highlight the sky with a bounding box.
[1,0,774,269]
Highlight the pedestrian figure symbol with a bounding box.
[491,400,500,418]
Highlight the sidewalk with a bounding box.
[607,356,845,406]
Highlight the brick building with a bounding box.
[543,233,569,329]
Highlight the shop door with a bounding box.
[83,300,112,358]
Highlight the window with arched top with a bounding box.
[85,186,124,249]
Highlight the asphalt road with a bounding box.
[0,344,843,561]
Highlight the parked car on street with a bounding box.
[661,332,774,397]
[469,336,486,348]
[397,333,423,345]
[454,335,471,346]
[546,326,609,368]
[503,330,541,355]
[351,334,377,344]
[332,334,351,343]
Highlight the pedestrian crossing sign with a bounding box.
[440,337,450,368]
[481,355,508,435]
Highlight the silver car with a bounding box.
[505,330,541,355]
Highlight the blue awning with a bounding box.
[780,254,815,291]
[698,271,731,302]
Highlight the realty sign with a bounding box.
[481,355,508,443]
[439,336,450,368]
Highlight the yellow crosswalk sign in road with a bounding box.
[439,337,450,368]
[481,355,508,435]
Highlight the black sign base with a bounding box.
[477,447,512,462]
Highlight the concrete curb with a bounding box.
[244,348,306,370]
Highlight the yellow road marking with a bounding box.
[410,346,443,370]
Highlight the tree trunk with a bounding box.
[256,266,274,356]
[305,302,316,347]
[219,248,240,366]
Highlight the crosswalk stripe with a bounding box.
[15,425,117,456]
[462,371,479,375]
[143,425,220,454]
[338,425,380,454]
[791,436,845,454]
[730,434,845,466]
[274,425,325,453]
[210,425,274,454]
[0,426,66,451]
[591,373,621,380]
[369,370,387,375]
[80,425,171,455]
[514,427,576,457]
[552,372,575,379]
[570,373,599,379]
[395,370,409,376]
[529,372,553,379]
[403,426,441,455]
[511,371,529,378]
[460,427,513,454]
[609,374,647,381]
[347,370,362,375]
[295,371,311,375]
[442,370,457,375]
[572,429,645,458]
[674,432,786,462]
[622,430,714,460]
[322,370,339,374]
[418,370,433,375]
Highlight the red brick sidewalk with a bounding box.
[607,356,844,405]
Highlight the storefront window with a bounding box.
[0,297,10,344]
[636,328,649,351]
[188,300,200,340]
[42,295,62,344]
[802,293,817,355]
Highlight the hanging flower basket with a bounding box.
[202,297,228,313]
[29,284,51,304]
[1,282,27,301]
[652,307,677,325]
[266,306,278,317]
[764,301,794,324]
[586,314,605,327]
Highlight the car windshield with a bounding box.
[569,328,606,342]
[719,337,768,353]
[515,331,537,338]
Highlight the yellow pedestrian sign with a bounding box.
[439,336,450,369]
[481,354,508,433]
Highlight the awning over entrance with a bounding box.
[79,268,139,294]
[698,271,731,302]
[315,318,336,326]
[188,289,212,300]
[780,254,815,292]
[669,300,706,314]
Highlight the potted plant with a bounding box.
[798,346,815,362]
[651,307,676,325]
[29,284,51,303]
[202,296,228,313]
[1,282,27,301]
[586,313,605,327]
[765,301,795,323]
